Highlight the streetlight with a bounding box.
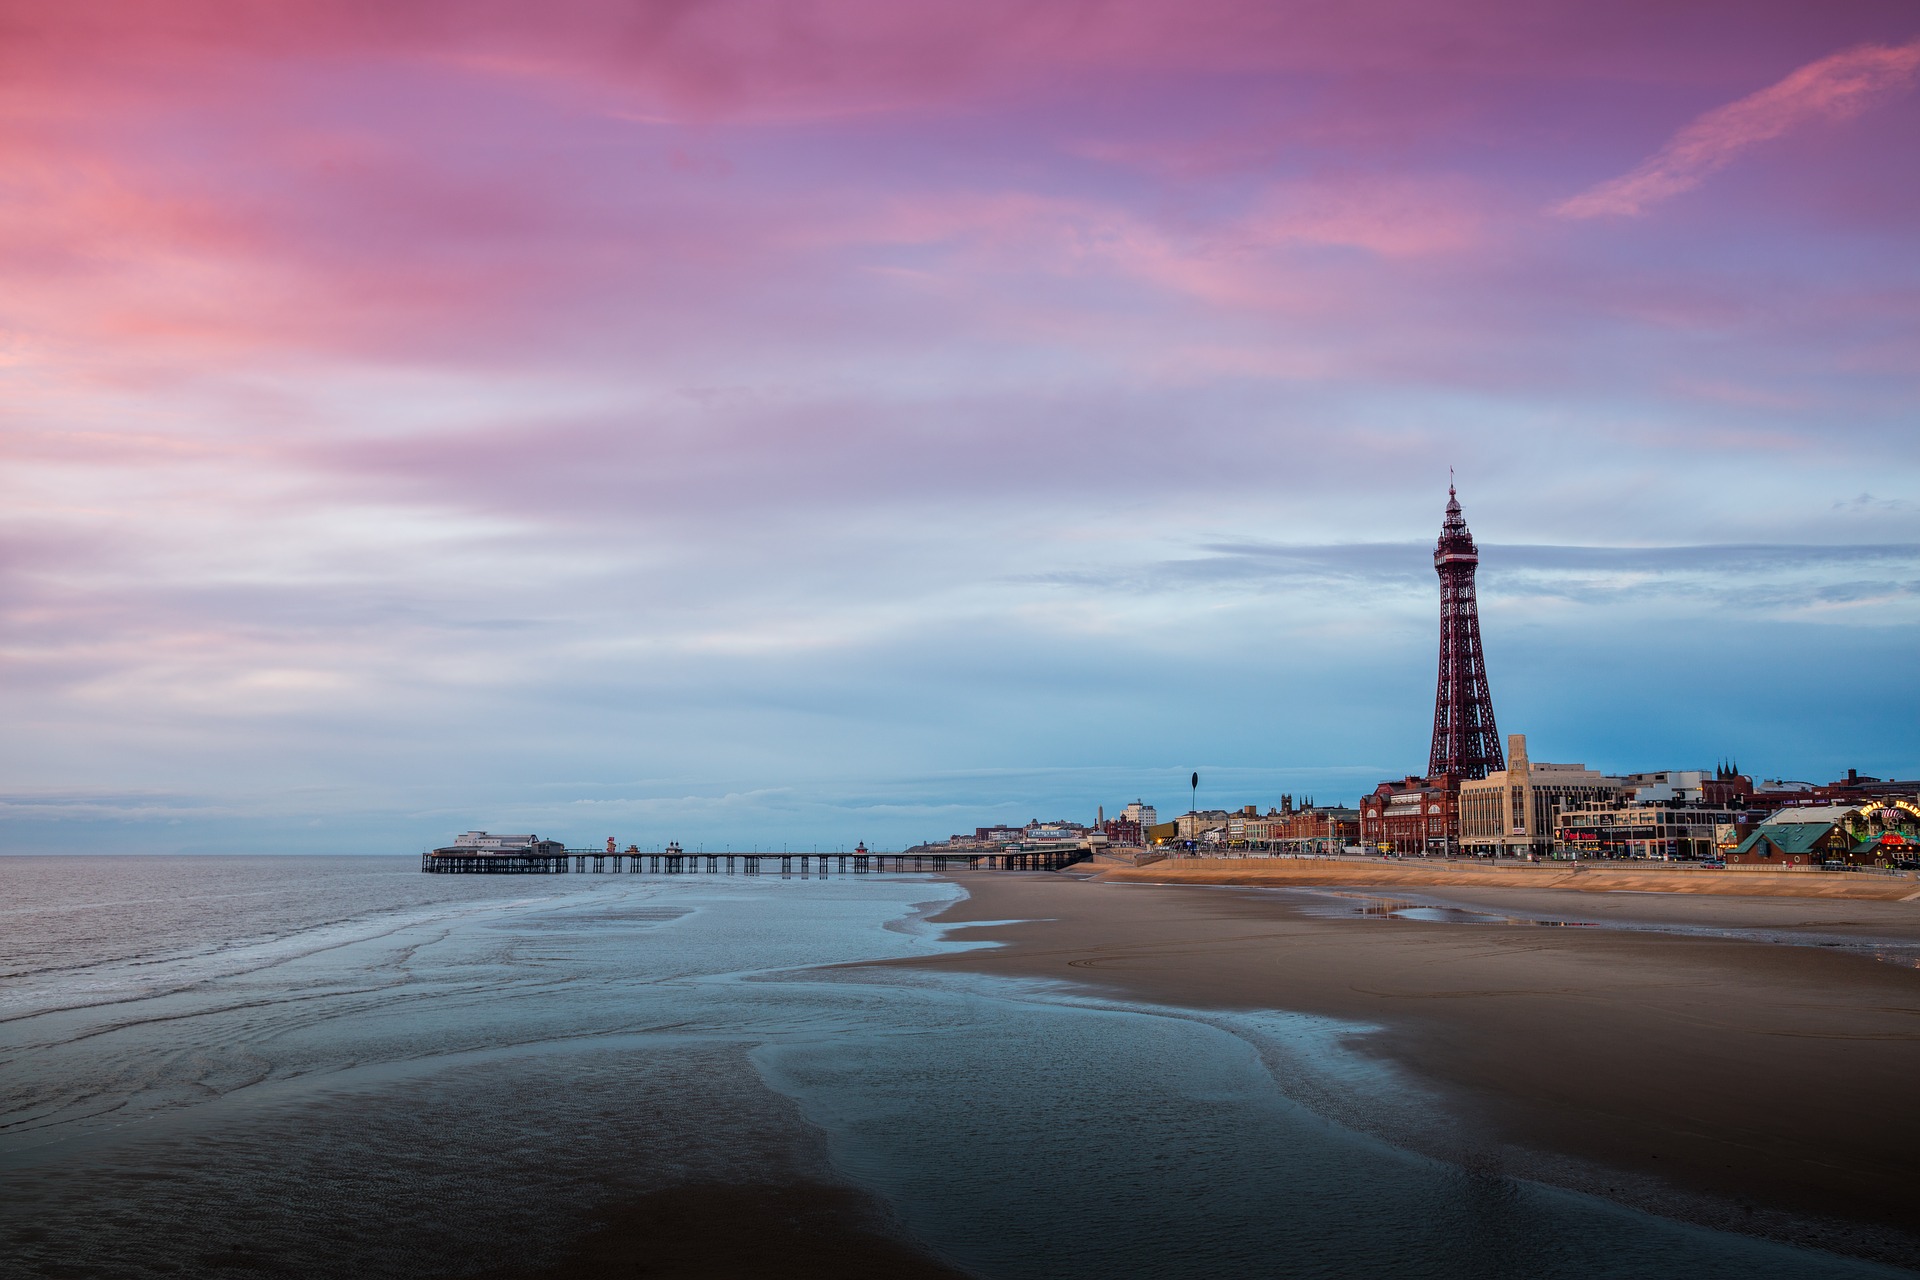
[1190,771,1199,856]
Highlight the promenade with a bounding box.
[1087,852,1920,900]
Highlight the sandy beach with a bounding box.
[874,868,1920,1267]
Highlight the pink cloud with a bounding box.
[1556,39,1920,218]
[2,2,1870,125]
[0,3,1910,489]
[1243,175,1485,257]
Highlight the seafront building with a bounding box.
[1724,805,1860,868]
[1457,735,1626,858]
[1359,775,1462,856]
[433,831,566,857]
[1230,800,1361,851]
[1174,810,1233,841]
[1552,798,1754,861]
[1101,815,1145,846]
[1512,774,1919,863]
[1100,802,1155,847]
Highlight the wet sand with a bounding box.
[481,1184,973,1280]
[876,872,1920,1266]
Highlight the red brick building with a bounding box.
[1274,807,1360,844]
[1359,775,1460,855]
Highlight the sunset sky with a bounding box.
[5,2,1918,853]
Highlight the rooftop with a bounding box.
[1759,804,1859,826]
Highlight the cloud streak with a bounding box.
[1557,39,1920,218]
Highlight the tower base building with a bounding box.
[1359,775,1461,856]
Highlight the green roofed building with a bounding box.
[1728,803,1920,868]
[1728,822,1842,868]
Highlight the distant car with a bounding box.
[1700,860,1725,868]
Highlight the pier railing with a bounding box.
[421,848,1090,875]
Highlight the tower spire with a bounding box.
[1428,484,1503,780]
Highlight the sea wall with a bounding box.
[1093,857,1920,900]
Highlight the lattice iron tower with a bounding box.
[1428,485,1504,780]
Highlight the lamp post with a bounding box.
[1190,771,1199,856]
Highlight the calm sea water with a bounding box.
[0,856,1905,1279]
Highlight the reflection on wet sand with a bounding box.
[1290,885,1920,967]
[888,872,1920,1271]
[1318,893,1598,927]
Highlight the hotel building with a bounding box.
[1359,775,1461,856]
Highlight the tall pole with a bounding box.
[1191,771,1199,855]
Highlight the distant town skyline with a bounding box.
[4,4,1918,853]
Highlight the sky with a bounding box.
[4,1,1918,854]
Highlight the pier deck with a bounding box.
[421,848,1089,875]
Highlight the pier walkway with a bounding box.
[421,848,1089,875]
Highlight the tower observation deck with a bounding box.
[1428,486,1503,780]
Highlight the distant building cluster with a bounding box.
[927,486,1919,873]
[1363,740,1920,866]
[1351,488,1920,869]
[918,801,1161,854]
[918,796,1363,857]
[1151,796,1361,853]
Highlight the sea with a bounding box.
[0,856,1907,1280]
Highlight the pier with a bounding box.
[421,847,1090,875]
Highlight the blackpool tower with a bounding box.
[1428,485,1503,780]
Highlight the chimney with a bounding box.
[1507,733,1529,776]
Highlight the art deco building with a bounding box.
[1457,735,1626,858]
